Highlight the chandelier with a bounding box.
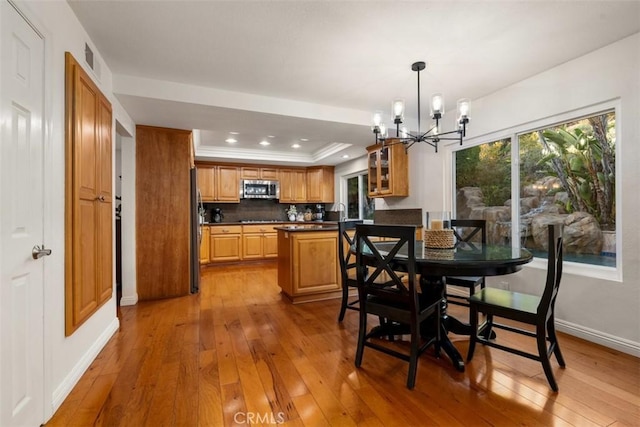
[371,61,470,152]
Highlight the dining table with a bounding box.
[366,240,533,372]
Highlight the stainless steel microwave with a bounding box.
[241,180,280,199]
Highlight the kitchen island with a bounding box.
[276,224,341,304]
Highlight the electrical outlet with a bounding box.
[499,281,510,290]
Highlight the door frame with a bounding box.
[7,0,55,422]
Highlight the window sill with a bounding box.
[525,257,621,282]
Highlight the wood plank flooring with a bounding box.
[47,263,640,426]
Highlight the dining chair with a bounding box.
[354,224,440,389]
[445,219,487,323]
[337,219,363,321]
[467,224,565,391]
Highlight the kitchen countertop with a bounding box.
[274,224,338,231]
[204,221,336,226]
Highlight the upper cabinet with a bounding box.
[306,166,335,203]
[197,162,336,204]
[241,166,278,180]
[279,168,307,203]
[197,164,240,202]
[367,141,408,198]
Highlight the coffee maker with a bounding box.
[315,204,325,221]
[212,208,224,223]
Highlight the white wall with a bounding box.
[376,34,640,354]
[12,0,136,419]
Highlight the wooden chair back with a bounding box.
[338,220,363,285]
[540,224,564,319]
[355,224,417,309]
[451,219,486,249]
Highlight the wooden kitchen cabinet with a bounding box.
[279,168,307,203]
[200,226,210,264]
[241,166,278,180]
[209,225,242,262]
[306,166,335,203]
[241,223,281,259]
[136,125,192,300]
[196,163,240,202]
[367,141,408,197]
[64,52,113,334]
[277,228,341,303]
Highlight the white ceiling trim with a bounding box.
[196,145,320,165]
[113,74,372,126]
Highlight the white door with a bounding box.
[0,1,46,426]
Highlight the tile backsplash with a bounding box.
[203,200,327,223]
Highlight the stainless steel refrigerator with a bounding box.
[189,167,201,293]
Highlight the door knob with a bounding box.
[32,245,52,260]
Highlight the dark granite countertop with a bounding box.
[275,224,339,232]
[204,221,336,226]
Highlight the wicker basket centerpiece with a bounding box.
[424,229,455,249]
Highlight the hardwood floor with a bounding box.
[47,263,640,426]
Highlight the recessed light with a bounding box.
[225,138,237,143]
[259,140,270,146]
[300,138,309,142]
[342,154,350,158]
[267,135,275,138]
[291,143,301,149]
[229,131,239,135]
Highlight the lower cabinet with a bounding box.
[203,223,281,264]
[277,229,341,303]
[200,226,210,264]
[209,225,242,262]
[242,224,281,260]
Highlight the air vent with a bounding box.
[84,43,94,70]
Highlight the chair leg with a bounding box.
[467,305,479,361]
[338,284,349,322]
[537,324,559,392]
[406,320,420,389]
[547,315,566,367]
[355,306,367,367]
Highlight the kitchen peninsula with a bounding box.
[276,224,341,303]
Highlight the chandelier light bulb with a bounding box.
[431,93,444,118]
[379,123,388,138]
[457,98,471,118]
[392,99,405,122]
[372,111,383,128]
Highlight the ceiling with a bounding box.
[68,0,640,166]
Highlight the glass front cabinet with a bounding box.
[367,140,408,197]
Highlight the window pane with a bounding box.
[454,139,512,244]
[346,174,374,220]
[363,174,374,220]
[347,176,358,218]
[518,112,616,267]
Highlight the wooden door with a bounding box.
[216,165,240,202]
[200,226,210,264]
[242,234,263,259]
[136,126,191,299]
[279,169,293,202]
[0,3,46,424]
[65,52,112,335]
[197,166,215,202]
[264,233,279,258]
[293,170,307,201]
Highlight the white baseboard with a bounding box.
[51,317,120,410]
[556,319,640,358]
[120,293,138,306]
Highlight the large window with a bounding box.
[346,173,374,220]
[455,138,512,244]
[454,110,616,269]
